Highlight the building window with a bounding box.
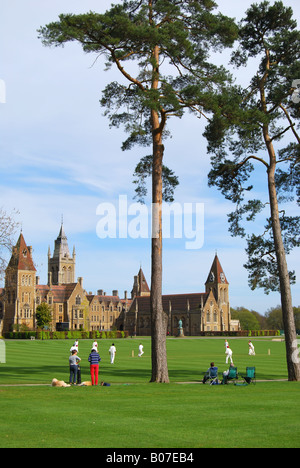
[76,295,81,305]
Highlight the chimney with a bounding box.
[112,290,118,297]
[124,290,128,300]
[98,289,104,296]
[78,277,83,287]
[36,276,40,285]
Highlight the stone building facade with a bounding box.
[0,226,131,334]
[0,225,238,335]
[122,255,239,336]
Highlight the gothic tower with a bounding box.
[3,233,36,332]
[48,224,76,286]
[205,254,231,330]
[131,268,150,299]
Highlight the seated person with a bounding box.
[222,363,237,384]
[202,362,218,384]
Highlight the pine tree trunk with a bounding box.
[150,119,170,383]
[266,138,300,381]
[149,43,170,383]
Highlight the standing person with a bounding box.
[248,340,256,356]
[109,343,116,364]
[92,340,98,351]
[69,349,81,385]
[138,343,144,358]
[224,339,229,349]
[88,348,101,386]
[225,345,233,365]
[70,340,79,354]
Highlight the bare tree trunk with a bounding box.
[150,137,169,383]
[266,136,300,381]
[149,43,170,383]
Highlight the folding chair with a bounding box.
[222,367,238,384]
[208,367,219,385]
[203,367,218,385]
[242,367,256,385]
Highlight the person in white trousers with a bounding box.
[138,343,144,357]
[248,340,256,356]
[225,346,233,364]
[109,343,116,364]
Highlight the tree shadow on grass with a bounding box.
[0,366,69,384]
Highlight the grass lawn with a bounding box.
[0,337,299,448]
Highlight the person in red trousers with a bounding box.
[88,348,101,385]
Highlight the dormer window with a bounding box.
[23,249,27,257]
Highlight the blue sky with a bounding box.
[0,0,299,314]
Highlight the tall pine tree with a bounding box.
[38,0,237,382]
[205,1,300,380]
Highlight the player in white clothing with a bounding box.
[225,346,233,364]
[248,340,256,356]
[138,343,144,357]
[109,343,116,364]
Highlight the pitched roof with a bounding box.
[130,293,208,314]
[206,254,229,285]
[36,283,78,303]
[138,268,150,294]
[86,294,122,304]
[6,233,36,272]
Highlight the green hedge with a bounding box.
[2,330,128,340]
[198,330,280,337]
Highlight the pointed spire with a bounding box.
[131,267,150,298]
[138,267,150,295]
[7,233,36,272]
[206,253,228,285]
[53,222,70,258]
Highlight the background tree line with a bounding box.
[231,305,300,331]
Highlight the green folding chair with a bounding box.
[242,367,256,385]
[222,367,238,384]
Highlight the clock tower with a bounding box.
[205,254,230,330]
[48,223,76,286]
